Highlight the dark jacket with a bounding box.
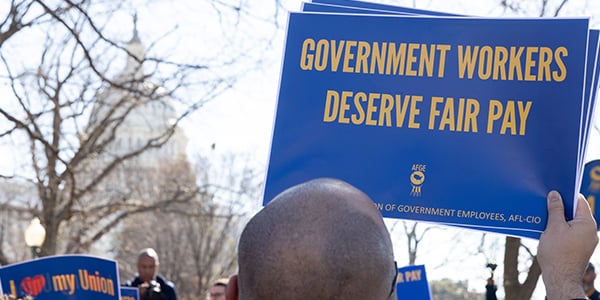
[485,283,498,300]
[126,274,177,300]
[590,289,600,300]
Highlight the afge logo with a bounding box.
[410,164,426,197]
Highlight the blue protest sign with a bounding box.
[120,286,140,300]
[264,7,591,239]
[0,255,120,299]
[396,264,431,300]
[581,159,600,229]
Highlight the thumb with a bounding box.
[546,190,566,229]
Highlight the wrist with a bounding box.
[544,279,586,300]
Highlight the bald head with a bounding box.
[138,248,159,262]
[237,178,396,300]
[137,248,159,282]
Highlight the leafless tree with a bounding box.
[498,0,570,17]
[502,237,541,299]
[0,178,37,264]
[391,221,440,266]
[115,152,261,300]
[0,0,278,261]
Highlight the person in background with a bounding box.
[485,262,498,300]
[485,277,498,300]
[584,262,600,300]
[126,248,178,300]
[225,178,598,300]
[208,278,228,300]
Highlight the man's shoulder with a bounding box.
[590,289,600,300]
[156,275,175,288]
[156,275,177,300]
[124,276,142,287]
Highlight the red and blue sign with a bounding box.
[0,255,120,300]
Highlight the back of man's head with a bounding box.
[236,178,396,300]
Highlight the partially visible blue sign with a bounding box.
[580,159,600,230]
[0,255,120,299]
[396,264,431,300]
[120,286,140,300]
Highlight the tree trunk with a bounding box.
[503,236,541,300]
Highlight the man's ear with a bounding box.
[226,274,239,300]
